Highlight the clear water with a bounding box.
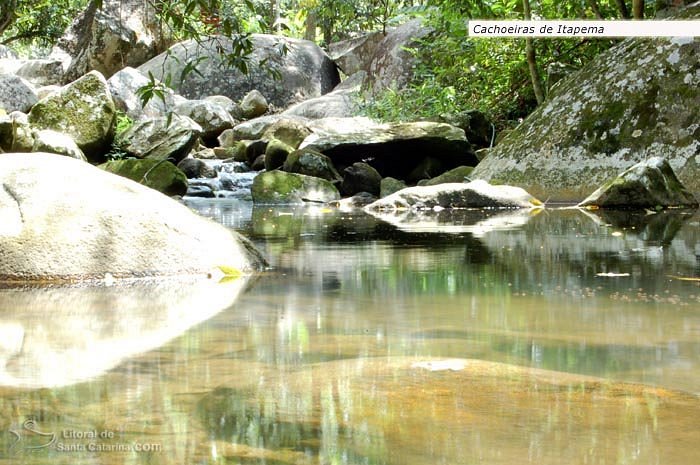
[1,199,700,464]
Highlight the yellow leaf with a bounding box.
[217,265,242,279]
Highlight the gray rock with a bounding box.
[329,32,385,76]
[283,71,364,119]
[14,59,65,86]
[51,0,165,83]
[240,90,268,119]
[175,99,235,140]
[233,114,311,141]
[251,170,340,204]
[341,162,382,196]
[578,157,698,209]
[300,118,476,180]
[0,152,265,282]
[0,75,38,113]
[282,148,342,182]
[138,35,340,108]
[214,142,248,162]
[186,184,216,198]
[366,19,431,92]
[101,158,188,196]
[471,6,700,201]
[366,180,543,211]
[193,147,216,159]
[204,95,240,118]
[380,177,407,198]
[32,130,86,160]
[0,45,17,59]
[27,71,116,162]
[108,67,182,121]
[261,118,312,148]
[177,157,217,179]
[116,115,202,163]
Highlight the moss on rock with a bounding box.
[100,158,188,196]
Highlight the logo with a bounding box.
[7,419,56,455]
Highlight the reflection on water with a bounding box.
[1,200,700,464]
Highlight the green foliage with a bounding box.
[362,0,636,128]
[0,0,88,49]
[114,111,133,135]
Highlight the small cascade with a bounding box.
[185,160,260,200]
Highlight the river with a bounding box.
[1,199,699,464]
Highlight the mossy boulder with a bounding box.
[341,162,382,196]
[578,157,698,209]
[472,7,700,201]
[264,138,295,171]
[282,148,341,182]
[27,71,116,162]
[101,158,188,196]
[251,170,340,204]
[380,177,407,198]
[419,166,474,187]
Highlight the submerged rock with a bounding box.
[366,180,543,211]
[101,158,188,196]
[251,170,340,204]
[0,153,265,282]
[578,157,698,209]
[472,6,700,201]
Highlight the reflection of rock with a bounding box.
[366,208,540,237]
[580,209,690,244]
[0,277,249,388]
[366,180,543,211]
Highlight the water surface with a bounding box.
[1,200,700,464]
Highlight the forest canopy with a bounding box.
[0,0,686,128]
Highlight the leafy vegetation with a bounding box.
[0,0,685,128]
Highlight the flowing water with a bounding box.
[2,199,700,464]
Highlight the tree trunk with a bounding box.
[304,10,317,42]
[615,0,631,18]
[632,0,644,19]
[522,0,545,105]
[587,0,604,19]
[0,0,18,36]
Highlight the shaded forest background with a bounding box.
[0,0,690,128]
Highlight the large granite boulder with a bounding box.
[300,118,476,179]
[139,35,340,108]
[578,157,698,209]
[116,115,202,163]
[329,32,384,76]
[233,114,311,141]
[251,170,340,204]
[108,67,184,121]
[27,71,116,162]
[51,0,165,83]
[0,75,38,113]
[366,180,543,211]
[31,130,86,160]
[472,6,700,201]
[0,59,65,87]
[366,19,431,92]
[0,153,265,282]
[101,158,188,196]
